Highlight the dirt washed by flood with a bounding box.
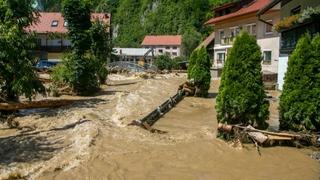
[0,74,319,180]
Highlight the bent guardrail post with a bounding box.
[128,90,185,131]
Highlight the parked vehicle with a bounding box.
[35,59,61,70]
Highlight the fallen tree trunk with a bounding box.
[0,99,76,111]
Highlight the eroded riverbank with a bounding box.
[0,74,319,180]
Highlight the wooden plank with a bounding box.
[267,135,293,141]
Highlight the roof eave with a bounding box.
[257,0,281,16]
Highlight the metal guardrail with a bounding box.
[108,61,157,72]
[129,90,185,131]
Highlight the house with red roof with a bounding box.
[27,12,110,60]
[141,35,182,58]
[205,0,280,79]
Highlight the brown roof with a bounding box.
[27,12,110,34]
[141,35,182,46]
[196,32,215,50]
[205,0,272,25]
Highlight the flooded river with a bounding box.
[0,74,319,180]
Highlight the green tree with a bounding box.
[154,54,173,71]
[60,0,99,95]
[90,21,111,84]
[216,32,269,129]
[187,47,212,97]
[0,0,45,102]
[279,34,320,131]
[182,28,203,58]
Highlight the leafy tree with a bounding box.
[0,0,45,102]
[59,0,99,95]
[182,28,203,58]
[279,34,320,131]
[90,21,111,84]
[38,0,62,11]
[187,47,212,97]
[53,0,112,95]
[154,55,173,71]
[62,0,92,54]
[216,32,269,129]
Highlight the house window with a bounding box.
[165,46,170,49]
[173,46,177,49]
[217,53,225,64]
[291,6,301,15]
[245,23,256,35]
[230,27,240,37]
[219,30,225,44]
[263,51,272,64]
[219,30,225,39]
[51,20,58,27]
[172,52,177,56]
[265,20,273,34]
[159,49,163,53]
[64,21,68,27]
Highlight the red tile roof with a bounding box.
[205,0,272,25]
[141,35,182,46]
[27,12,110,34]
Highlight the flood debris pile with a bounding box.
[218,123,320,148]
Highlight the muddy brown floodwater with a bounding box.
[0,74,319,180]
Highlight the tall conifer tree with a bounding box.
[279,34,320,131]
[216,32,269,129]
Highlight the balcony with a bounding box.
[35,45,71,52]
[220,36,235,45]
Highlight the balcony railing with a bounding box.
[220,36,235,45]
[35,45,71,52]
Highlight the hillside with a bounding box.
[37,0,232,56]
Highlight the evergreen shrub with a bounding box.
[216,32,269,129]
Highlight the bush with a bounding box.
[216,32,269,129]
[279,34,320,131]
[172,56,185,70]
[52,53,99,95]
[154,55,174,71]
[187,47,212,97]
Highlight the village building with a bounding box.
[258,0,320,90]
[204,0,280,80]
[27,12,110,60]
[113,48,154,64]
[141,35,182,58]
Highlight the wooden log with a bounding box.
[248,132,268,144]
[0,99,76,111]
[218,123,301,138]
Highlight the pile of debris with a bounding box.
[218,123,320,148]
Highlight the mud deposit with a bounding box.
[0,74,319,180]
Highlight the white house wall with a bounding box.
[278,55,289,90]
[257,36,280,73]
[213,11,280,73]
[142,45,181,58]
